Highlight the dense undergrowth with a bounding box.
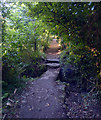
[2,51,47,100]
[59,44,101,100]
[1,2,51,100]
[60,45,98,89]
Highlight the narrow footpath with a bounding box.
[14,39,67,118]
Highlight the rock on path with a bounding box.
[45,63,60,68]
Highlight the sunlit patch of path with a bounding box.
[46,39,61,59]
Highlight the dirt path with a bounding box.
[46,39,61,59]
[14,39,67,118]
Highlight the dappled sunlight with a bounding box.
[46,39,61,57]
[57,50,61,55]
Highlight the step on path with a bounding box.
[46,63,60,68]
[45,58,60,68]
[46,59,60,63]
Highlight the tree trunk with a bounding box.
[34,39,37,51]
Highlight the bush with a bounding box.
[2,49,46,100]
[59,44,99,92]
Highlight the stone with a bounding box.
[65,68,74,78]
[46,59,59,63]
[46,63,60,68]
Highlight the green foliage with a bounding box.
[1,2,50,99]
[61,43,98,78]
[60,42,99,92]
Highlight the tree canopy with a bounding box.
[27,2,101,80]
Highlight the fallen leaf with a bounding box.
[45,103,50,107]
[21,100,26,103]
[55,97,57,99]
[67,112,70,116]
[14,88,17,94]
[38,99,42,102]
[6,102,12,107]
[8,98,14,103]
[38,108,42,111]
[2,114,7,120]
[29,108,32,111]
[44,97,48,100]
